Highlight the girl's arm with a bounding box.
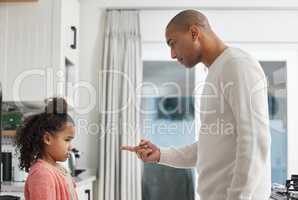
[25,170,56,200]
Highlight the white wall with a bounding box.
[141,10,298,60]
[74,2,105,170]
[85,0,298,9]
[141,10,298,43]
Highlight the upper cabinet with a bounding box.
[0,0,80,102]
[61,0,80,65]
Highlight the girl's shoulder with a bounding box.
[28,159,57,178]
[24,160,59,199]
[25,162,56,190]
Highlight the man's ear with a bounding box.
[189,25,200,40]
[43,132,53,145]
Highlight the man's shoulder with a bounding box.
[211,47,254,73]
[219,47,265,82]
[225,47,253,62]
[222,47,259,69]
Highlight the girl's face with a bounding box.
[44,122,75,162]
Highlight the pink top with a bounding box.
[24,159,78,200]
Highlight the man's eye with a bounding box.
[171,41,176,47]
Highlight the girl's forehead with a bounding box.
[64,124,75,132]
[65,121,75,127]
[58,123,75,135]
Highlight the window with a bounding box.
[260,61,287,184]
[141,61,196,200]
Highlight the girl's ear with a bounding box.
[43,132,53,145]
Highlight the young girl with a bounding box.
[15,98,78,200]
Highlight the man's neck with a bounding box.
[202,35,227,67]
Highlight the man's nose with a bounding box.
[171,49,177,59]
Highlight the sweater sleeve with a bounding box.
[158,142,198,169]
[25,170,56,200]
[221,58,271,200]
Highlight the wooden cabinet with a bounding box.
[0,0,79,102]
[2,130,16,137]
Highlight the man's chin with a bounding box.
[186,60,202,68]
[184,63,195,68]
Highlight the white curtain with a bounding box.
[98,10,143,200]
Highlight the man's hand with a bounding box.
[121,139,161,163]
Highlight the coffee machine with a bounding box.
[65,148,85,177]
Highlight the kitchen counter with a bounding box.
[0,170,96,193]
[74,171,96,188]
[1,182,24,193]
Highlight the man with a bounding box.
[122,9,271,200]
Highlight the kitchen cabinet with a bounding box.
[61,0,80,65]
[76,181,93,200]
[75,173,96,200]
[0,0,79,103]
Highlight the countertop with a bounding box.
[1,170,96,193]
[74,171,97,188]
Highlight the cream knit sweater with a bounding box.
[159,47,271,200]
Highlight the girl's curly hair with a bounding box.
[15,97,74,172]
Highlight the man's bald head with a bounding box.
[166,10,211,32]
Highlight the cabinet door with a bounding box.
[1,0,54,101]
[76,182,93,200]
[61,0,80,65]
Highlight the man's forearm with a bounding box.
[158,142,198,169]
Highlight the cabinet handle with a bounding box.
[70,26,77,49]
[85,189,91,200]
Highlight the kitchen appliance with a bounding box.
[67,148,85,177]
[271,175,298,200]
[287,175,298,192]
[60,148,85,177]
[11,156,27,182]
[1,144,27,182]
[68,148,77,176]
[1,152,12,182]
